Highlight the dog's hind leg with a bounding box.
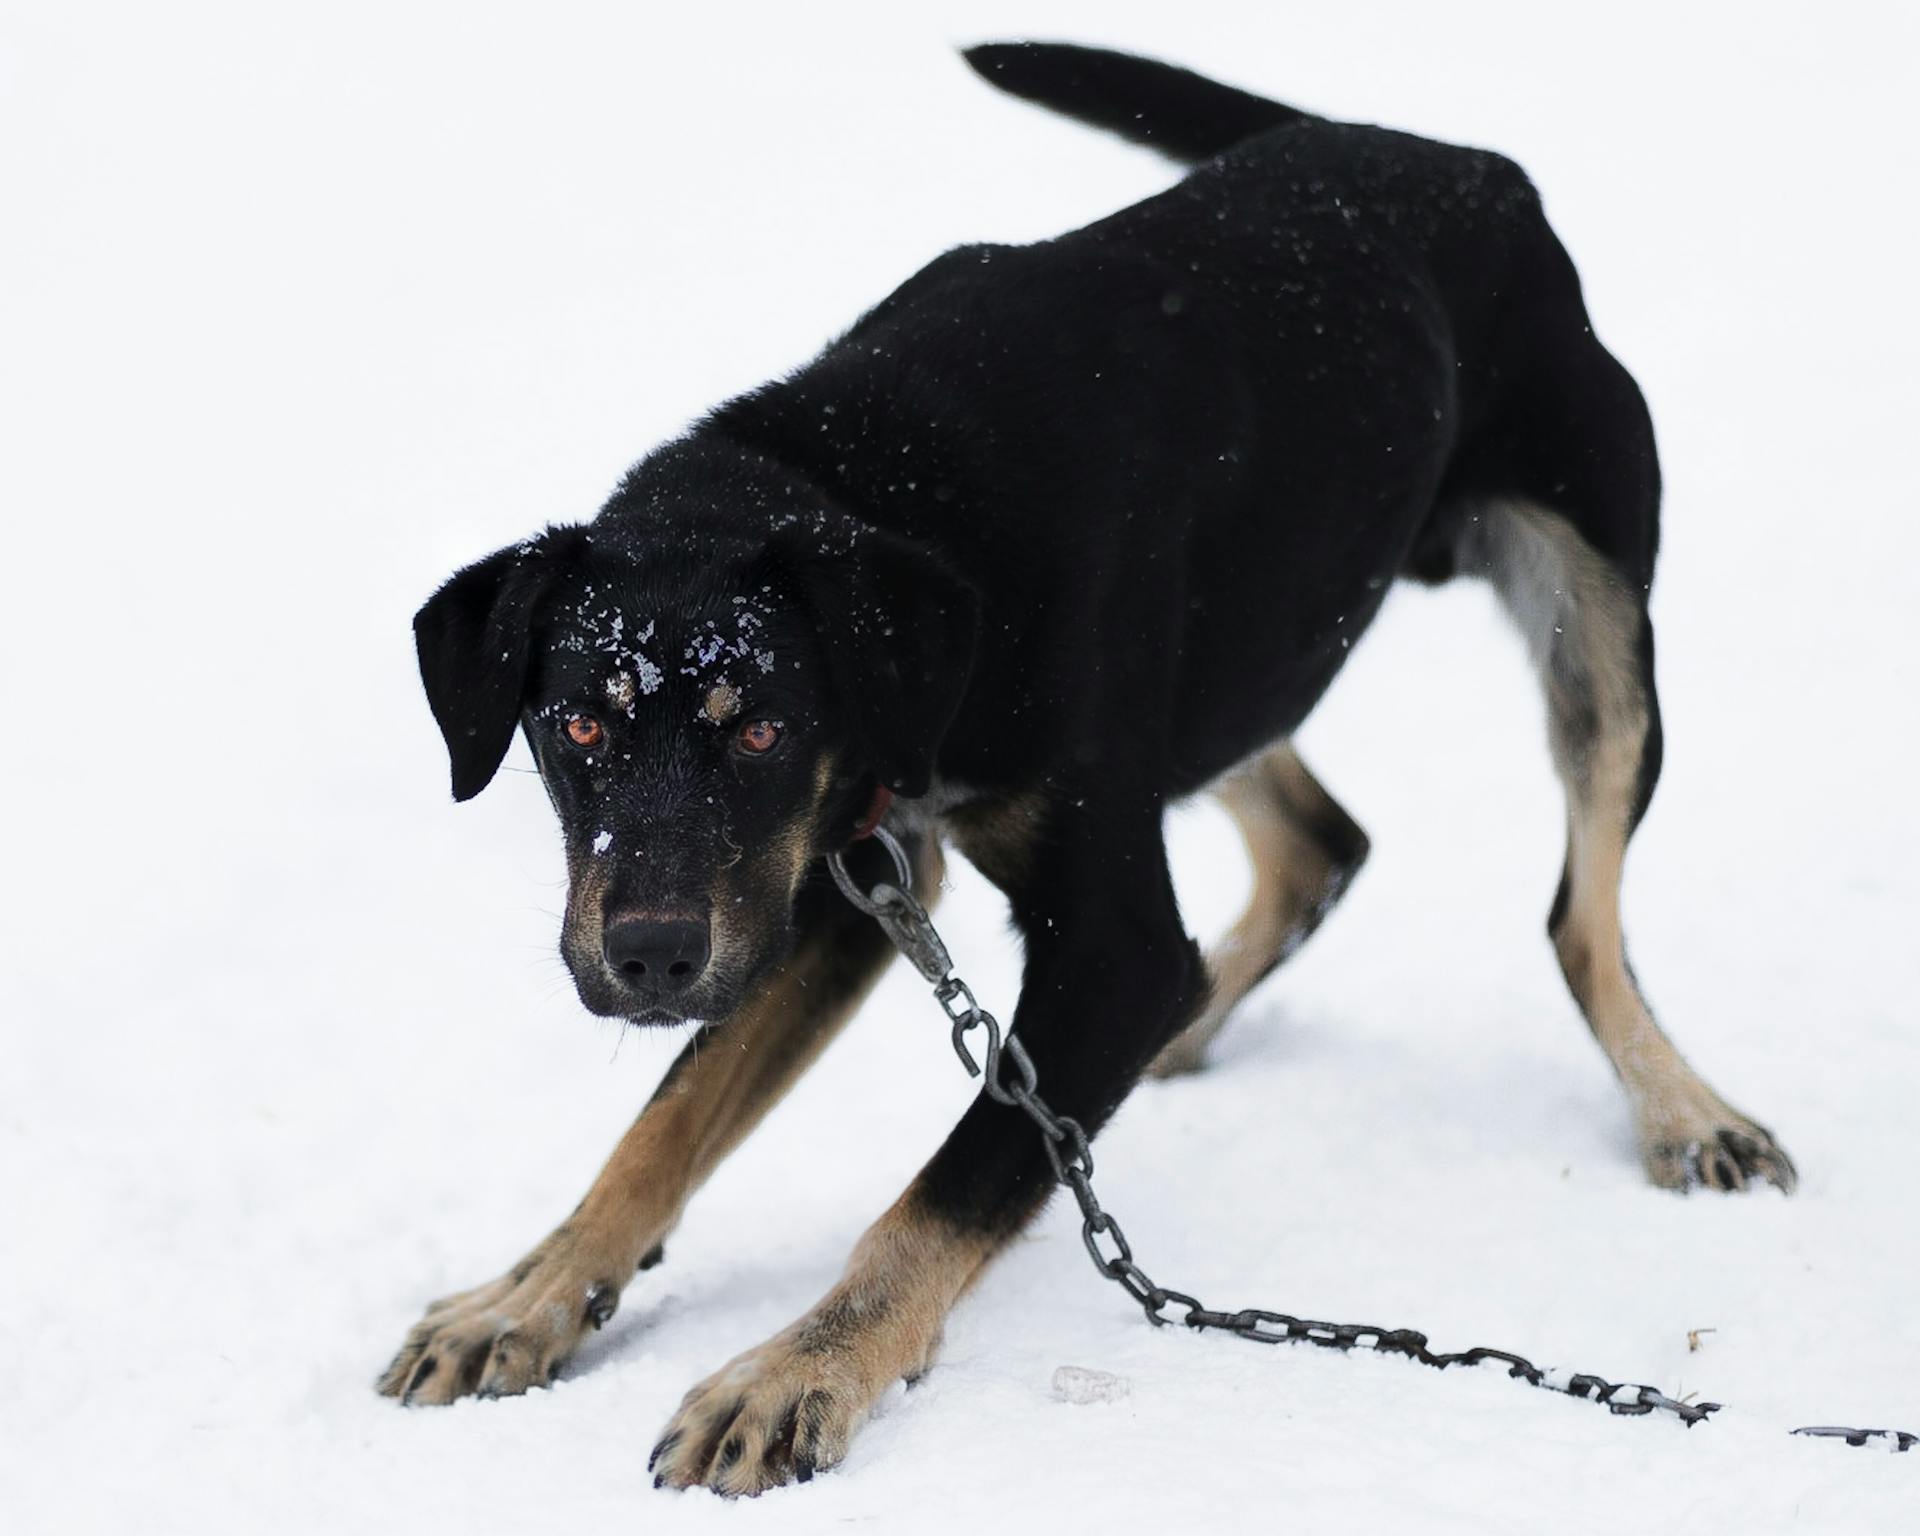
[1149,743,1368,1077]
[1469,499,1794,1192]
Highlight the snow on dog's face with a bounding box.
[412,472,977,1027]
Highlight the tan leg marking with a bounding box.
[1150,743,1368,1077]
[1473,501,1793,1192]
[649,1180,995,1496]
[377,842,945,1405]
[945,785,1050,892]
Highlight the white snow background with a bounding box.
[3,2,1916,1532]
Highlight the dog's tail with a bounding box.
[962,41,1310,165]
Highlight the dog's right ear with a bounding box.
[413,527,585,801]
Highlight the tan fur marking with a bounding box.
[578,949,862,1261]
[650,1180,998,1495]
[1475,501,1791,1191]
[701,681,742,724]
[1151,744,1366,1077]
[559,843,615,967]
[773,755,839,899]
[946,786,1050,890]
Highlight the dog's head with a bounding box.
[414,455,977,1025]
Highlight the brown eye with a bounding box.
[565,714,604,748]
[736,719,782,755]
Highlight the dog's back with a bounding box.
[965,44,1660,576]
[708,44,1656,791]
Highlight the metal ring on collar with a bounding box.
[826,823,915,914]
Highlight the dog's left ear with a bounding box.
[777,524,980,798]
[413,526,586,801]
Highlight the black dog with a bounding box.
[382,43,1794,1493]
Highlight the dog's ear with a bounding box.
[777,524,980,798]
[413,527,585,801]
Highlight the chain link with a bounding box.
[826,827,1913,1453]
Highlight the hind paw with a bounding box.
[1638,1101,1796,1194]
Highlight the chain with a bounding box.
[827,826,1913,1453]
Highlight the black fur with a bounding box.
[962,41,1306,161]
[416,46,1662,1242]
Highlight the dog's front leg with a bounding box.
[650,803,1206,1494]
[376,860,924,1406]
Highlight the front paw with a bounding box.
[649,1309,926,1496]
[375,1232,650,1405]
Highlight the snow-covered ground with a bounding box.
[4,3,1916,1531]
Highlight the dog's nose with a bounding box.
[602,915,711,995]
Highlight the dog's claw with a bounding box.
[402,1355,437,1404]
[1642,1111,1796,1194]
[377,1235,652,1406]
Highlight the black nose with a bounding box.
[602,915,711,996]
